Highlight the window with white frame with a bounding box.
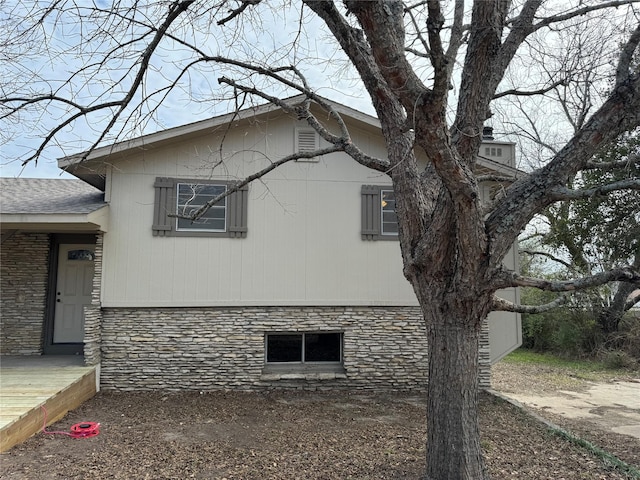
[380,189,398,235]
[176,183,227,232]
[152,177,248,238]
[484,146,503,157]
[265,332,342,364]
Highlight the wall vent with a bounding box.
[295,128,320,162]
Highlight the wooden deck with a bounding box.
[0,356,97,452]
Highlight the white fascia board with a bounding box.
[0,206,109,232]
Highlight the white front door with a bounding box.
[53,244,95,344]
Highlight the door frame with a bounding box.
[44,233,97,355]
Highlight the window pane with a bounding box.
[381,190,398,235]
[177,183,227,232]
[304,333,341,362]
[267,334,303,362]
[67,249,95,261]
[178,184,226,206]
[177,217,226,231]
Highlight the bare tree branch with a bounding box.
[2,0,196,166]
[485,65,640,268]
[583,152,640,170]
[520,249,574,270]
[172,144,345,222]
[493,79,568,100]
[425,0,448,97]
[217,78,390,172]
[476,173,523,184]
[617,23,640,86]
[550,178,640,201]
[496,266,640,292]
[492,294,569,313]
[217,0,262,26]
[532,1,640,32]
[626,290,640,310]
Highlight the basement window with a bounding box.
[265,332,342,366]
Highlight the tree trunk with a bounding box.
[599,254,639,335]
[599,281,636,334]
[412,275,491,480]
[423,314,486,480]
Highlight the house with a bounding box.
[0,98,521,391]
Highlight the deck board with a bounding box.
[0,357,97,452]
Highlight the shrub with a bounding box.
[600,350,638,369]
[521,307,602,357]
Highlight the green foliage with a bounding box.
[601,313,640,365]
[520,132,639,353]
[542,131,640,273]
[601,350,637,369]
[521,305,603,356]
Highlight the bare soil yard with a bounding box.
[1,360,638,479]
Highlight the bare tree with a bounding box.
[500,21,640,338]
[2,1,640,479]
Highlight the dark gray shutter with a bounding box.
[152,177,175,236]
[228,184,249,238]
[361,185,381,240]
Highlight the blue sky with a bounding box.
[0,1,631,179]
[0,1,379,179]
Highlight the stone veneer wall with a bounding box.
[100,306,494,391]
[100,306,429,391]
[83,233,104,366]
[0,232,50,355]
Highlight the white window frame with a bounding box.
[380,189,399,236]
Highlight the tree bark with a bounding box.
[599,254,639,334]
[599,283,637,334]
[412,274,492,480]
[425,318,485,480]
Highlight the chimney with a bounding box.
[482,126,494,140]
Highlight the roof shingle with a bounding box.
[0,178,106,215]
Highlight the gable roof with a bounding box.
[0,178,108,232]
[60,95,378,168]
[58,95,521,190]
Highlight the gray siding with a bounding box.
[0,232,49,355]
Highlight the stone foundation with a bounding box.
[99,306,493,391]
[100,306,428,391]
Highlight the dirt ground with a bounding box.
[491,361,640,471]
[1,364,639,479]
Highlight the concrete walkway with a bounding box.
[504,379,640,440]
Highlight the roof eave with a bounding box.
[0,205,109,232]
